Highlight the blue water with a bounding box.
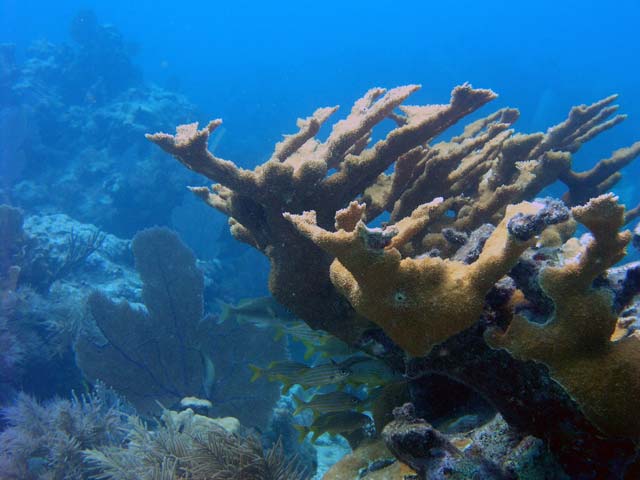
[3,0,639,170]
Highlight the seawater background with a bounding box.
[1,2,639,477]
[3,0,639,172]
[2,0,640,267]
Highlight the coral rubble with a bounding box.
[149,84,640,477]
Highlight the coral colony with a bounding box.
[148,84,640,478]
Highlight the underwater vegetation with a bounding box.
[0,196,313,477]
[148,84,640,477]
[0,383,311,480]
[1,13,320,478]
[83,407,310,480]
[0,384,129,479]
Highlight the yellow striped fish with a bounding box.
[293,391,364,417]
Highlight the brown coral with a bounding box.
[147,85,498,343]
[147,87,639,347]
[487,194,640,440]
[149,84,640,473]
[286,200,547,356]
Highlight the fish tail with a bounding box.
[292,393,305,415]
[302,340,316,361]
[293,424,309,443]
[218,300,234,323]
[248,365,262,382]
[273,326,285,341]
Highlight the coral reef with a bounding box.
[0,386,308,480]
[0,207,116,401]
[2,13,200,236]
[321,439,407,479]
[0,107,28,199]
[263,398,318,477]
[148,84,497,343]
[0,205,24,279]
[20,212,137,296]
[287,199,553,356]
[326,407,566,479]
[149,84,640,477]
[382,403,510,479]
[75,227,212,413]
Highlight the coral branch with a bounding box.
[286,200,548,356]
[561,141,640,205]
[146,120,258,193]
[487,195,640,439]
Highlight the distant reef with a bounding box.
[0,11,201,236]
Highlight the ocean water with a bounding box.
[1,1,640,479]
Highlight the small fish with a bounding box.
[293,391,364,417]
[201,353,216,398]
[294,411,372,443]
[336,356,373,369]
[273,321,331,344]
[219,296,295,327]
[369,381,410,433]
[302,336,355,361]
[347,359,398,386]
[438,414,482,434]
[293,361,352,390]
[248,360,309,388]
